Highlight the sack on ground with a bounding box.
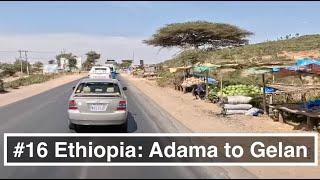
[245,107,263,116]
[224,104,252,110]
[226,96,252,104]
[225,109,248,115]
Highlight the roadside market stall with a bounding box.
[168,66,193,91]
[191,63,219,98]
[219,67,269,116]
[263,58,320,130]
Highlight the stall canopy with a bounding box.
[296,57,320,66]
[274,58,320,77]
[242,67,273,75]
[169,66,192,73]
[193,63,220,73]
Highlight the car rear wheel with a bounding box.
[120,121,128,133]
[68,120,76,130]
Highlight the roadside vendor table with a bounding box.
[269,103,320,130]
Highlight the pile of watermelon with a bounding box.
[219,84,261,97]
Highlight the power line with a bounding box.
[0,50,57,54]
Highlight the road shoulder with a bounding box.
[0,73,86,107]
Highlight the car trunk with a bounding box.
[73,95,122,113]
[89,74,111,79]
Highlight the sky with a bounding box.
[0,1,319,64]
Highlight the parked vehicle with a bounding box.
[105,64,118,79]
[88,66,111,79]
[68,78,128,132]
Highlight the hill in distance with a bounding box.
[162,34,320,68]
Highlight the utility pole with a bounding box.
[18,50,29,76]
[24,51,29,76]
[18,50,23,77]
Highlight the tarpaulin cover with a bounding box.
[193,66,210,72]
[277,58,320,74]
[264,86,277,93]
[208,77,217,84]
[296,58,320,66]
[304,99,320,110]
[242,67,272,75]
[193,63,219,73]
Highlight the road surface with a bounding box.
[0,75,256,178]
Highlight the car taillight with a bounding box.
[68,100,78,110]
[117,100,126,111]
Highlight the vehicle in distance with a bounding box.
[88,66,111,79]
[68,78,128,132]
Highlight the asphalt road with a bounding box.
[0,75,256,179]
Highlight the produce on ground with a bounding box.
[219,84,261,97]
[208,85,219,102]
[181,77,204,87]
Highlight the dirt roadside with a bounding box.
[0,73,86,107]
[122,73,320,179]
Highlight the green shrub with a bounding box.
[156,71,176,87]
[0,79,4,92]
[4,74,58,89]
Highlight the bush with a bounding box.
[0,79,4,92]
[220,70,264,87]
[4,74,58,89]
[156,71,176,87]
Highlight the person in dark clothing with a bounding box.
[193,83,206,100]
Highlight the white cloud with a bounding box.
[0,33,178,64]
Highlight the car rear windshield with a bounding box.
[93,68,109,74]
[75,82,121,95]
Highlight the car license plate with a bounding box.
[90,104,107,112]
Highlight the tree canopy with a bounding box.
[83,51,101,70]
[32,61,43,73]
[119,60,133,69]
[144,21,253,49]
[56,53,77,69]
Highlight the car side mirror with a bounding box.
[72,86,75,90]
[123,87,127,91]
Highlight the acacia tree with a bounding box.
[119,60,133,69]
[144,21,253,49]
[83,51,101,71]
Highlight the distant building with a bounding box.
[59,57,69,71]
[106,59,116,64]
[43,64,59,74]
[76,56,82,70]
[58,56,82,72]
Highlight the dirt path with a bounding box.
[0,73,86,107]
[122,73,320,179]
